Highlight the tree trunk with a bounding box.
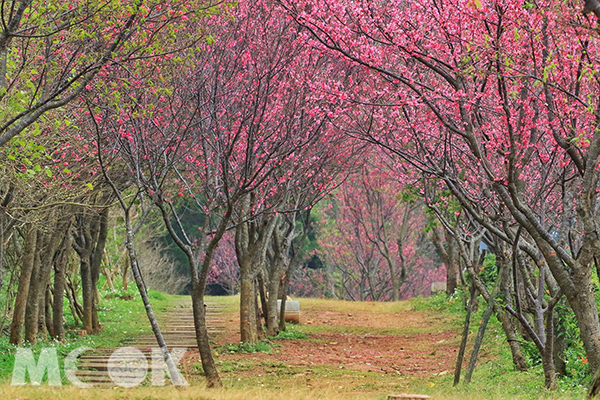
[240,264,258,344]
[464,287,496,383]
[542,312,558,390]
[91,208,109,332]
[266,271,282,336]
[495,309,528,371]
[255,279,265,340]
[44,286,53,338]
[454,283,476,386]
[52,236,71,341]
[553,310,567,377]
[431,228,458,296]
[36,228,62,339]
[125,236,187,387]
[66,275,83,325]
[496,249,528,371]
[24,232,42,343]
[257,271,269,332]
[80,256,94,334]
[279,257,302,332]
[150,190,228,389]
[542,347,558,390]
[122,249,129,291]
[279,272,290,332]
[73,210,102,335]
[565,269,600,372]
[9,227,37,344]
[191,280,221,387]
[446,255,458,296]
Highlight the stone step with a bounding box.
[125,343,198,348]
[77,362,163,371]
[74,301,225,387]
[79,352,190,362]
[74,375,149,384]
[75,369,162,376]
[166,317,223,320]
[125,331,223,339]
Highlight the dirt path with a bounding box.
[191,298,461,396]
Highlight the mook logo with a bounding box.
[11,346,189,387]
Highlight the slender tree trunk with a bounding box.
[542,312,558,390]
[385,253,400,301]
[44,287,53,337]
[266,271,282,336]
[190,282,221,387]
[125,235,186,386]
[0,216,4,297]
[150,190,229,389]
[496,309,528,371]
[102,268,115,291]
[52,263,66,340]
[553,310,567,377]
[91,208,109,332]
[446,256,458,296]
[497,250,528,371]
[80,256,93,334]
[464,288,496,383]
[53,232,73,341]
[542,348,558,390]
[66,275,83,325]
[257,271,269,332]
[279,272,290,332]
[565,269,600,372]
[122,252,129,291]
[36,229,61,339]
[255,279,265,340]
[279,257,302,331]
[24,232,43,343]
[91,286,100,332]
[432,228,458,296]
[240,263,258,344]
[454,283,476,386]
[9,228,37,344]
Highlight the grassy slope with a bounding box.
[410,295,588,399]
[0,292,590,399]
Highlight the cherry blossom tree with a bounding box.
[319,160,441,301]
[277,0,600,389]
[0,0,204,148]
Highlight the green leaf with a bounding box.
[87,183,94,191]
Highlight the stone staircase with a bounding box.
[72,302,225,387]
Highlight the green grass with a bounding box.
[216,340,276,355]
[409,290,464,314]
[414,348,588,399]
[407,292,590,399]
[299,297,414,314]
[271,326,308,340]
[215,360,255,373]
